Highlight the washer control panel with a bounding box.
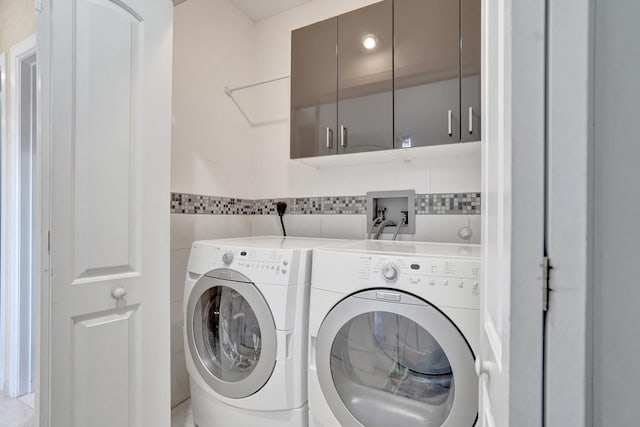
[213,246,298,285]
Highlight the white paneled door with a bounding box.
[37,0,173,426]
[478,0,545,426]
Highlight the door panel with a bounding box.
[290,18,338,159]
[72,307,141,427]
[42,0,172,424]
[74,0,142,280]
[478,0,509,423]
[337,0,393,154]
[394,0,460,147]
[478,0,545,425]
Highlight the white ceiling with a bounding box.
[230,0,314,22]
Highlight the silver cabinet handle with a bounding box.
[448,110,453,137]
[469,107,473,134]
[325,127,333,149]
[340,125,348,148]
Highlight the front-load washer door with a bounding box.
[315,289,477,427]
[186,269,277,399]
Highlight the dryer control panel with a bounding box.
[313,249,481,310]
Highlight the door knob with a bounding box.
[475,357,494,378]
[111,287,127,300]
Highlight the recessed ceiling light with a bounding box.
[362,34,377,50]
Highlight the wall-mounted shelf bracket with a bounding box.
[224,75,290,127]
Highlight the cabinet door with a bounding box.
[337,0,393,154]
[461,0,481,142]
[291,18,338,159]
[394,0,460,147]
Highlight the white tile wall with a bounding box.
[430,155,481,194]
[228,215,253,237]
[171,351,190,409]
[251,215,284,236]
[281,215,324,238]
[170,214,194,250]
[254,213,481,243]
[401,215,481,244]
[170,299,189,407]
[320,215,368,240]
[170,249,190,303]
[192,215,234,241]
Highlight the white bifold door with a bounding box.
[37,0,173,426]
[477,0,546,426]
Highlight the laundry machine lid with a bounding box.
[186,269,277,399]
[315,289,477,427]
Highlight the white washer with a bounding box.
[184,236,347,427]
[308,241,481,427]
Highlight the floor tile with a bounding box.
[0,393,34,427]
[171,399,194,427]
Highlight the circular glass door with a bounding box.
[316,290,477,427]
[187,269,277,399]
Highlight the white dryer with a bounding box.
[184,236,346,427]
[308,241,480,427]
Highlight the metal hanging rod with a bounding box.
[224,75,290,96]
[224,75,290,127]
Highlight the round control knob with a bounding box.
[382,264,400,281]
[222,252,234,265]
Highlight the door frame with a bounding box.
[0,51,6,394]
[35,0,52,423]
[545,0,593,425]
[478,0,547,425]
[5,34,38,398]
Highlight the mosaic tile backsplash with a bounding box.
[171,192,481,215]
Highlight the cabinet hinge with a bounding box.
[47,230,51,252]
[542,256,551,312]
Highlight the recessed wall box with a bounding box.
[366,190,416,235]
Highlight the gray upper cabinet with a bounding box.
[290,0,480,159]
[461,0,481,142]
[337,0,393,154]
[394,0,460,147]
[290,17,338,159]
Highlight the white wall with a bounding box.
[172,0,255,199]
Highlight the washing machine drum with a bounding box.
[316,289,477,427]
[186,269,277,399]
